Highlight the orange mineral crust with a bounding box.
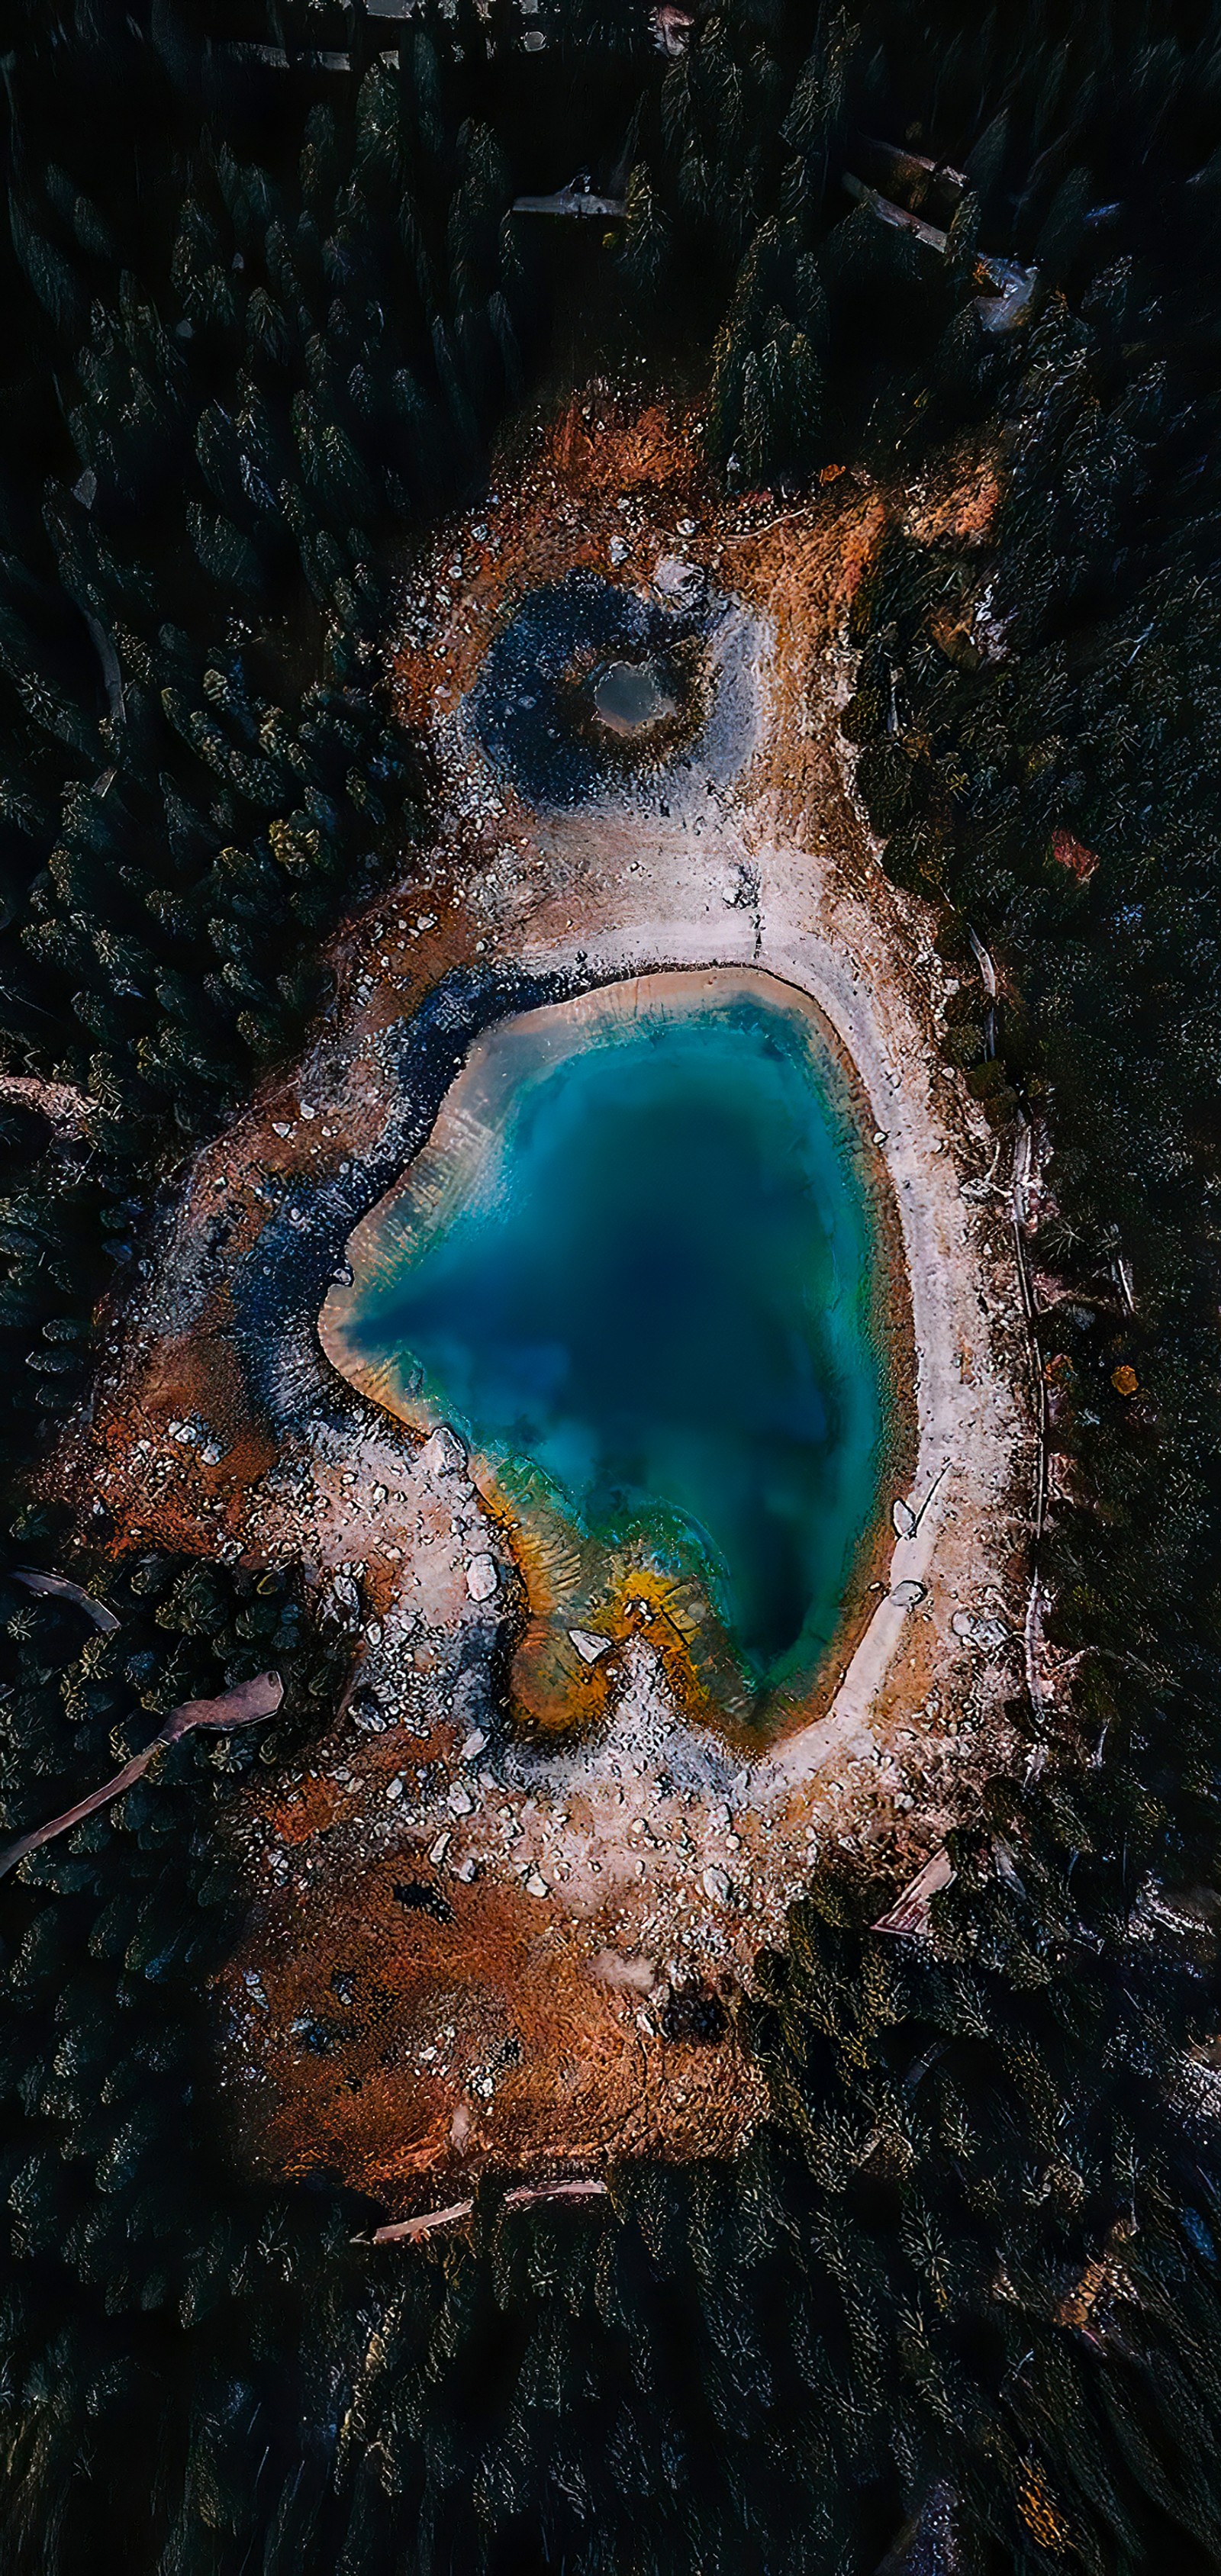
[227,1826,768,2201]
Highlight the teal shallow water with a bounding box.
[335,980,897,1689]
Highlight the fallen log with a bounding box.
[1024,1577,1053,1723]
[873,1845,955,1936]
[862,134,968,195]
[0,1072,97,1134]
[0,1671,282,1882]
[365,2177,610,2247]
[842,173,1038,330]
[12,1567,121,1632]
[371,2200,475,2244]
[502,2178,609,2209]
[513,174,626,219]
[966,923,997,1000]
[1011,1118,1049,1554]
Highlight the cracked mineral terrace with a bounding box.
[56,397,1030,2209]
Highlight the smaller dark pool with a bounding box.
[466,571,754,809]
[591,659,678,736]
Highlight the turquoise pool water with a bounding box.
[336,979,896,1687]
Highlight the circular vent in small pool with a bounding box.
[466,570,758,810]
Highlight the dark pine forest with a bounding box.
[5,3,1221,2571]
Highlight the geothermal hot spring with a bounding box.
[323,971,905,1713]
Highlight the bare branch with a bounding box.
[0,1672,282,1884]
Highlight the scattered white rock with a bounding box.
[447,1783,475,1815]
[952,1607,1011,1650]
[461,1728,488,1762]
[591,1949,655,1992]
[423,1425,467,1481]
[569,1628,613,1664]
[892,1497,918,1539]
[702,1866,732,1903]
[466,1554,498,1601]
[429,1831,451,1864]
[654,552,704,605]
[526,1872,549,1899]
[889,1578,927,1608]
